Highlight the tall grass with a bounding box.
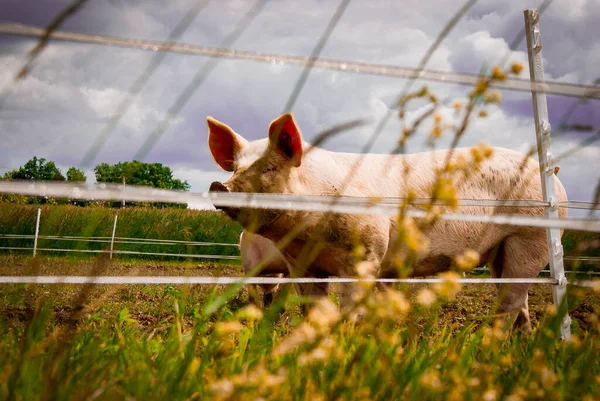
[0,280,598,401]
[1,204,598,271]
[0,204,242,261]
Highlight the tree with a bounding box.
[94,160,190,208]
[94,160,190,191]
[1,156,66,204]
[66,167,87,182]
[3,156,65,181]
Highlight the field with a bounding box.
[1,205,600,400]
[0,204,242,261]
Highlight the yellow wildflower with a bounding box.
[511,63,524,75]
[384,289,411,315]
[485,90,503,104]
[480,143,494,158]
[436,178,459,209]
[356,260,376,278]
[307,298,341,330]
[417,288,437,307]
[471,80,488,96]
[271,322,317,357]
[430,126,442,139]
[467,377,481,387]
[214,321,243,336]
[210,379,234,399]
[454,249,481,271]
[235,304,264,322]
[433,271,462,298]
[545,304,558,317]
[420,371,442,389]
[483,388,498,401]
[491,65,506,81]
[471,146,484,164]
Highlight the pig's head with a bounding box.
[207,113,305,230]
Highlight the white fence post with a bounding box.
[110,215,118,259]
[33,208,41,257]
[524,9,570,340]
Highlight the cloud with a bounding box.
[0,0,598,208]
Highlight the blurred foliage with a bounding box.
[0,279,598,401]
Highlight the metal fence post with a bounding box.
[524,9,571,340]
[33,208,41,257]
[110,215,118,259]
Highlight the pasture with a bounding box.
[1,255,599,400]
[1,206,600,400]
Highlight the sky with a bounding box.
[0,0,598,213]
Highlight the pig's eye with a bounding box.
[263,166,276,174]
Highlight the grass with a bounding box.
[0,255,599,400]
[1,204,599,273]
[0,204,242,262]
[0,204,599,400]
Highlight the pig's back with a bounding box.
[307,147,557,203]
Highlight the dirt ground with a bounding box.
[0,254,598,335]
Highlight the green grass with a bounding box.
[0,204,599,400]
[0,256,599,401]
[1,204,598,271]
[0,278,598,400]
[0,204,242,262]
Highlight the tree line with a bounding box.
[1,157,190,208]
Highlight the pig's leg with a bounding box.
[240,234,276,308]
[338,246,385,314]
[294,279,329,315]
[261,273,284,307]
[491,233,548,333]
[241,244,263,307]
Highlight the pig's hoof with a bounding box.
[263,292,274,308]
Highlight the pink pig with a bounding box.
[208,113,567,332]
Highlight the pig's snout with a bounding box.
[209,181,240,220]
[209,181,230,193]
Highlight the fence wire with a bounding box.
[0,275,564,285]
[0,275,597,289]
[1,181,599,232]
[1,23,598,100]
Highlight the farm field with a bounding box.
[1,254,599,400]
[1,204,599,268]
[1,206,600,400]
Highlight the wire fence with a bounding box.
[0,214,597,281]
[1,181,599,232]
[2,233,599,269]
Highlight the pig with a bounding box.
[239,230,290,307]
[207,113,568,332]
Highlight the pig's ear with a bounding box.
[207,117,247,172]
[268,113,303,167]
